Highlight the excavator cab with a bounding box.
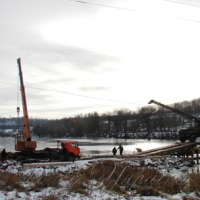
[181,122,198,130]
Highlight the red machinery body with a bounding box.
[61,141,80,156]
[14,58,81,162]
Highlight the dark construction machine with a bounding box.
[148,99,200,143]
[14,58,80,162]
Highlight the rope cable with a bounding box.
[69,0,136,11]
[164,0,200,8]
[0,81,144,106]
[16,65,20,132]
[17,67,19,113]
[70,0,200,24]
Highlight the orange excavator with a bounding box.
[14,58,81,162]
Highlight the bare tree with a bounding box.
[138,106,156,138]
[84,112,100,137]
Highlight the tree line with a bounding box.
[32,98,200,139]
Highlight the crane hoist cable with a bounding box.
[17,64,20,133]
[17,64,20,116]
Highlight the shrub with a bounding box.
[182,195,199,200]
[32,173,61,190]
[70,160,186,196]
[137,186,159,196]
[42,194,59,200]
[0,171,25,192]
[189,174,200,192]
[68,174,90,196]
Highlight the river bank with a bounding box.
[0,156,199,200]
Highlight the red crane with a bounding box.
[15,58,37,152]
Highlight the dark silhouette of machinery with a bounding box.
[148,99,200,143]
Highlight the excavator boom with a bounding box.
[148,99,200,123]
[149,99,200,143]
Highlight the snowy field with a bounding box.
[0,157,200,200]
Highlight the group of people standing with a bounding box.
[112,144,123,156]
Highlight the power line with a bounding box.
[71,0,200,10]
[164,0,200,8]
[176,17,200,23]
[69,0,136,11]
[70,0,200,24]
[0,81,144,106]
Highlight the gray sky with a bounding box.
[1,0,200,119]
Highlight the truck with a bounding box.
[14,58,81,162]
[148,99,200,143]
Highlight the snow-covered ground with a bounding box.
[0,157,199,200]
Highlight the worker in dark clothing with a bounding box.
[112,147,117,156]
[61,143,69,161]
[1,149,7,163]
[117,145,123,156]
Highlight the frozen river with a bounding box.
[0,137,177,156]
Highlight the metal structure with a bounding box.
[148,99,200,143]
[14,58,80,162]
[15,58,37,151]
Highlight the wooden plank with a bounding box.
[23,162,73,168]
[135,143,197,157]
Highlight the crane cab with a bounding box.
[15,135,37,152]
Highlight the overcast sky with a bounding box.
[1,0,200,119]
